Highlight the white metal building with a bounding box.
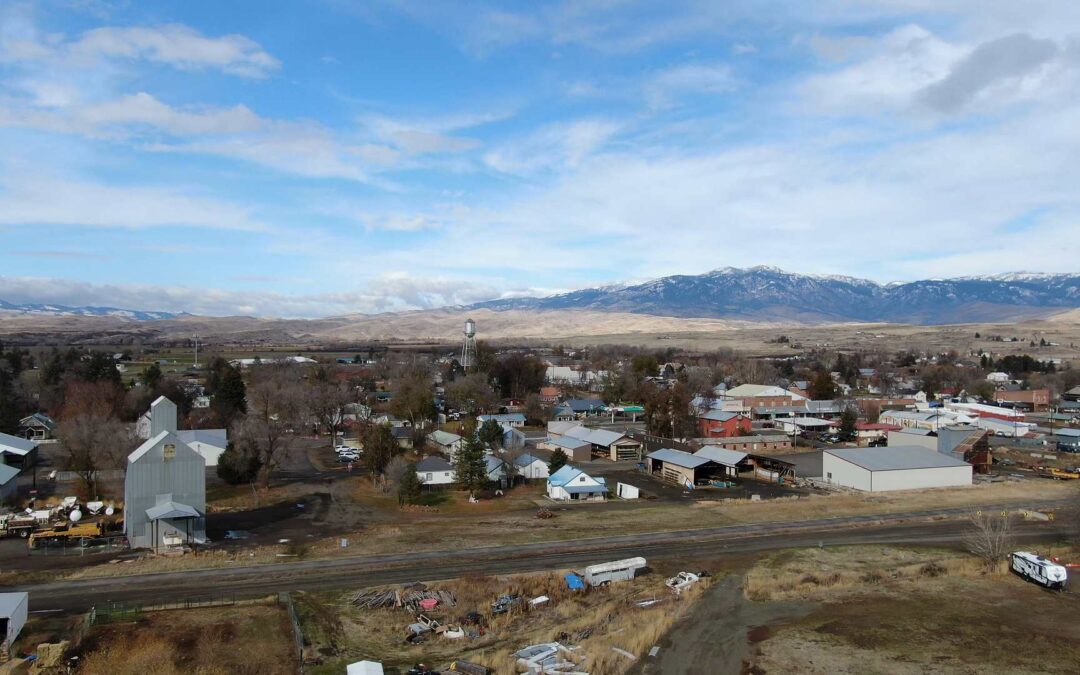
[822,446,972,492]
[0,592,28,657]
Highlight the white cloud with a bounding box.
[0,172,265,231]
[29,23,281,77]
[483,118,621,175]
[644,61,738,109]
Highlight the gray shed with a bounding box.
[124,431,206,550]
[0,592,28,656]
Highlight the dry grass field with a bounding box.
[742,545,1080,674]
[297,568,709,675]
[74,604,297,675]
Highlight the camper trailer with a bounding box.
[1010,551,1068,590]
[583,557,646,586]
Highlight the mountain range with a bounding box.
[1,268,1077,329]
[472,267,1080,325]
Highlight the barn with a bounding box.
[821,446,972,492]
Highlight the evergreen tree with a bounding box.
[548,448,569,475]
[398,462,423,505]
[214,365,247,424]
[142,363,163,389]
[454,431,489,495]
[477,418,504,448]
[838,407,858,439]
[808,370,837,400]
[361,424,398,476]
[216,442,262,485]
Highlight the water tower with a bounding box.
[461,318,477,370]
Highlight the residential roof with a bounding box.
[547,421,579,434]
[564,398,605,413]
[416,456,453,472]
[478,413,526,423]
[699,410,741,422]
[547,464,585,486]
[514,452,545,467]
[0,432,37,456]
[725,384,805,400]
[427,430,462,446]
[19,412,56,430]
[545,435,591,450]
[145,501,201,520]
[390,426,412,439]
[693,446,748,467]
[483,454,506,473]
[0,463,19,486]
[176,429,227,447]
[647,448,711,469]
[563,482,608,494]
[825,446,970,472]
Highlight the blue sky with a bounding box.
[1,0,1078,317]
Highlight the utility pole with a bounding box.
[193,333,199,369]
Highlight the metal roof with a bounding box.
[693,446,748,467]
[699,410,740,422]
[176,429,227,447]
[427,430,462,445]
[0,432,37,455]
[145,501,201,520]
[0,592,27,618]
[0,463,19,485]
[647,448,711,469]
[825,446,970,472]
[545,435,591,450]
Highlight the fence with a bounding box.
[28,535,128,557]
[281,592,306,675]
[50,469,124,483]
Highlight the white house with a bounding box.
[514,452,550,480]
[427,430,464,457]
[415,456,455,487]
[477,413,526,428]
[546,465,607,501]
[986,372,1011,384]
[176,429,228,467]
[821,446,972,492]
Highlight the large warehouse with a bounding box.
[822,446,972,492]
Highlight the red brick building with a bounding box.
[697,410,753,438]
[993,389,1051,412]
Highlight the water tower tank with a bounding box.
[464,319,476,337]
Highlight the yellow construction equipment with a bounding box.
[1045,468,1079,481]
[27,521,107,549]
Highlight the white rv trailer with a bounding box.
[1010,551,1068,590]
[583,557,646,586]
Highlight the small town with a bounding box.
[1,1,1079,673]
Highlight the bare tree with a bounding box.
[383,455,409,494]
[309,377,351,450]
[234,364,304,490]
[58,381,131,498]
[964,510,1014,569]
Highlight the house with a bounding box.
[645,448,716,488]
[563,399,605,417]
[854,422,901,445]
[416,456,455,487]
[538,386,561,403]
[777,417,837,435]
[18,413,56,440]
[427,430,464,457]
[1064,386,1080,402]
[124,430,206,550]
[696,410,752,438]
[0,433,36,470]
[484,453,509,486]
[552,405,577,422]
[986,372,1012,384]
[821,446,972,492]
[477,413,526,428]
[546,465,607,501]
[390,425,414,449]
[514,452,550,481]
[538,435,592,462]
[502,424,526,450]
[993,389,1051,412]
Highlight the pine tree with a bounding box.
[142,363,163,389]
[214,365,247,423]
[548,448,569,475]
[478,418,504,448]
[398,462,423,505]
[454,431,489,496]
[838,407,858,440]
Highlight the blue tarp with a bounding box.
[565,573,585,590]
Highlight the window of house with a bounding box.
[426,473,433,481]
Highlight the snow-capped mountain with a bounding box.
[0,299,183,321]
[472,266,1080,324]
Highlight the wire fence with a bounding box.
[90,594,278,625]
[28,535,128,556]
[281,592,306,675]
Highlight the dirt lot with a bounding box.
[738,545,1080,674]
[599,469,811,502]
[296,564,710,675]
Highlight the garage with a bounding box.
[646,448,724,488]
[821,446,972,492]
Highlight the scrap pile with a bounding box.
[352,586,457,611]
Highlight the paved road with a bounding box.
[11,500,1071,612]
